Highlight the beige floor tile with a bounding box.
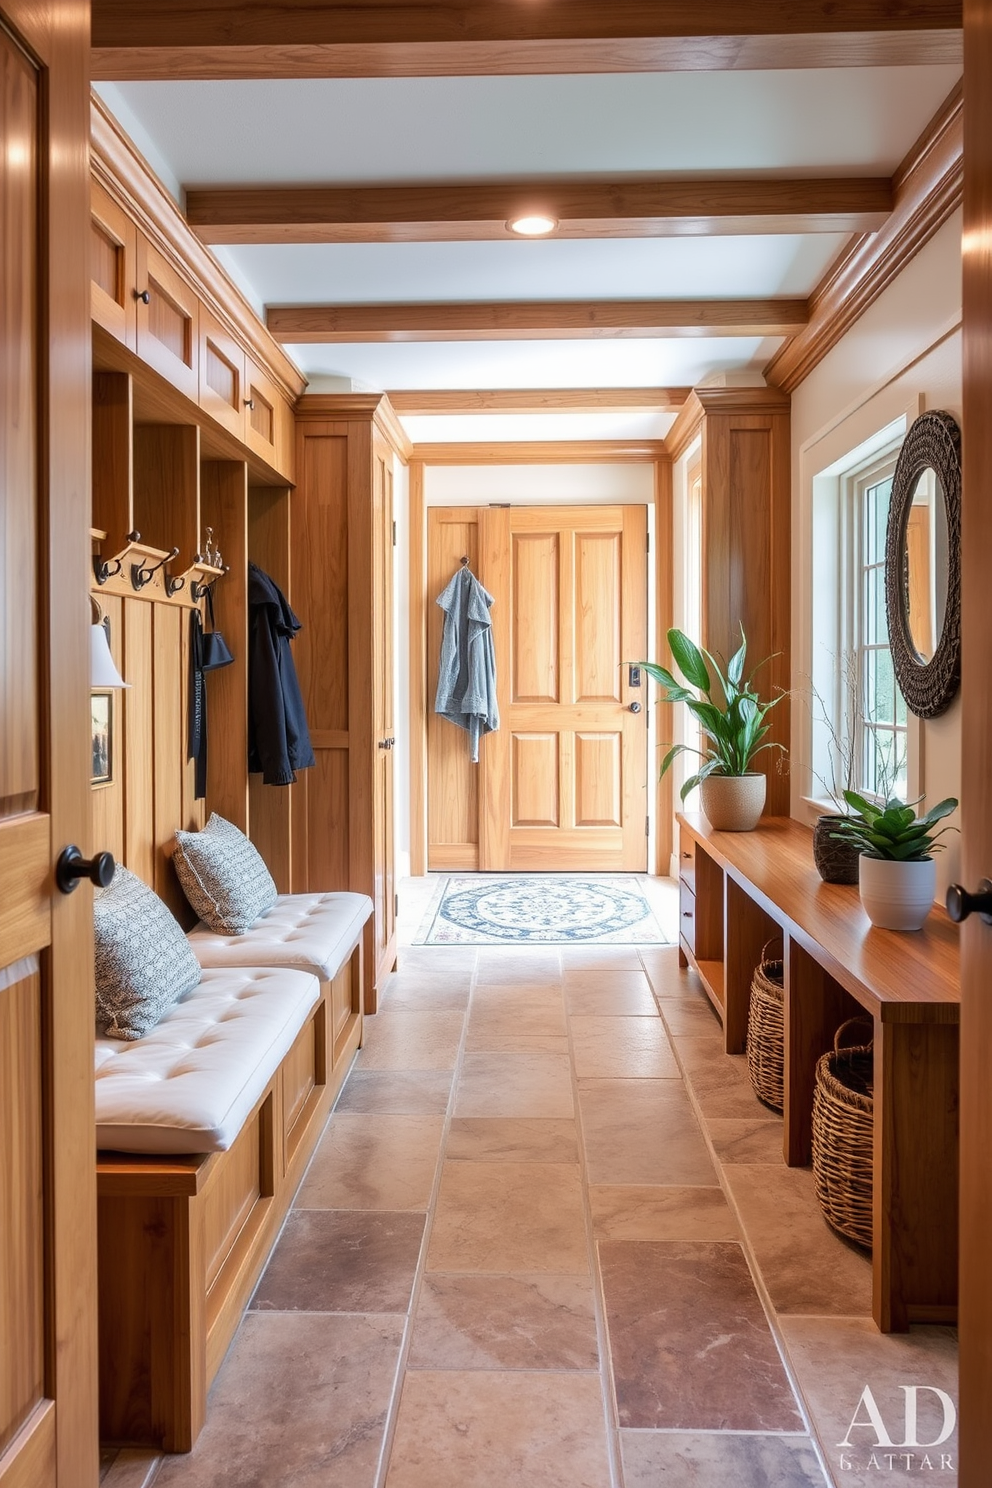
[589,1185,740,1241]
[466,989,567,1042]
[658,997,724,1037]
[561,948,645,971]
[709,1117,785,1165]
[475,951,562,985]
[154,1313,403,1488]
[621,1430,827,1487]
[639,946,693,998]
[563,976,659,1016]
[335,1070,453,1115]
[570,1014,679,1079]
[355,1011,465,1071]
[99,1449,160,1488]
[578,1079,717,1186]
[400,946,478,971]
[252,1211,425,1313]
[464,1032,571,1054]
[428,1161,589,1273]
[384,1370,610,1488]
[673,1036,771,1119]
[779,1317,958,1488]
[408,1273,599,1370]
[454,1051,574,1118]
[297,1114,444,1210]
[446,1117,579,1164]
[723,1165,873,1317]
[379,977,472,1012]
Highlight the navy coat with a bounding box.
[247,562,316,786]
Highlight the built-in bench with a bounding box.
[96,892,372,1452]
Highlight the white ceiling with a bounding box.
[95,64,961,415]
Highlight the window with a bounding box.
[854,462,908,800]
[809,417,918,811]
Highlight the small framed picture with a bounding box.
[91,690,114,787]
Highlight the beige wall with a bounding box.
[790,209,963,896]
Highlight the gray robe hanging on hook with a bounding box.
[434,561,499,763]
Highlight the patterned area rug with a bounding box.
[413,875,669,946]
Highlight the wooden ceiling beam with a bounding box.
[91,1,961,80]
[266,299,809,343]
[384,388,691,414]
[187,177,893,245]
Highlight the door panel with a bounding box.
[426,510,481,869]
[485,505,648,872]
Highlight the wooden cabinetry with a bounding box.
[678,811,959,1334]
[287,396,407,1008]
[667,388,791,814]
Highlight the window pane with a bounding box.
[864,564,888,645]
[871,646,896,725]
[869,477,892,561]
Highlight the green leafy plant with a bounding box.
[640,626,786,802]
[830,791,958,861]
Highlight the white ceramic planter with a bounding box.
[699,772,766,832]
[858,854,937,932]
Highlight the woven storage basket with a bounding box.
[812,1018,874,1251]
[745,940,785,1112]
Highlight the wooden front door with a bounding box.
[427,504,648,872]
[958,9,992,1481]
[1,5,98,1487]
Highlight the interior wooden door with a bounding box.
[371,436,396,984]
[958,8,992,1480]
[1,5,98,1486]
[482,505,648,871]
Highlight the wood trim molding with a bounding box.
[386,387,691,414]
[665,385,792,460]
[90,92,307,404]
[187,177,892,245]
[412,439,667,464]
[91,2,962,80]
[408,461,427,877]
[764,81,963,393]
[655,454,675,875]
[268,299,809,343]
[295,392,413,460]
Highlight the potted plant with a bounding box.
[830,791,958,931]
[640,626,786,832]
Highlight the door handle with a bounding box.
[628,701,642,714]
[946,880,992,925]
[56,846,116,895]
[378,737,395,750]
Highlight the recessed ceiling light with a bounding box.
[507,214,557,237]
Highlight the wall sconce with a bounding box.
[90,598,129,689]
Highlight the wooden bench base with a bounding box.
[97,940,363,1452]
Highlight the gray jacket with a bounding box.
[434,567,499,762]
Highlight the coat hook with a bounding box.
[93,531,141,586]
[190,564,229,603]
[131,546,179,592]
[460,555,470,566]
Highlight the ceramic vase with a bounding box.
[699,773,766,832]
[858,854,937,931]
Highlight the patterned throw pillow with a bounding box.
[95,866,202,1040]
[173,813,278,934]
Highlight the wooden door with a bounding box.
[958,8,992,1480]
[371,436,396,982]
[426,505,648,872]
[1,6,98,1488]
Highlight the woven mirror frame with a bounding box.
[884,409,962,720]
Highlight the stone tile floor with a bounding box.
[105,876,957,1488]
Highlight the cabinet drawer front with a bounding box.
[91,181,137,348]
[135,234,199,399]
[680,882,696,957]
[678,828,696,893]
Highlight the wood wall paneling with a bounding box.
[92,371,133,547]
[91,593,125,867]
[408,462,427,875]
[246,486,296,889]
[152,603,189,921]
[201,461,249,830]
[655,455,675,872]
[133,423,201,569]
[121,598,155,885]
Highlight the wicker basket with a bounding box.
[745,941,785,1112]
[812,1018,874,1251]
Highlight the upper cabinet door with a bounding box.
[90,180,137,350]
[198,307,246,441]
[244,357,295,483]
[135,233,199,401]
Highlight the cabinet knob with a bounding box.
[56,846,116,895]
[946,880,992,925]
[134,288,151,305]
[244,398,255,411]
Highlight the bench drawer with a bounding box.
[680,882,696,957]
[678,828,695,893]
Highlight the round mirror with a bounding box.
[885,411,961,719]
[902,466,949,664]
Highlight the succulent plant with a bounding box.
[830,791,958,861]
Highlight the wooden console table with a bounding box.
[677,812,960,1333]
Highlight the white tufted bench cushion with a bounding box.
[186,892,372,983]
[95,965,320,1155]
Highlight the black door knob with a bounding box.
[56,846,116,896]
[628,701,642,714]
[946,879,992,925]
